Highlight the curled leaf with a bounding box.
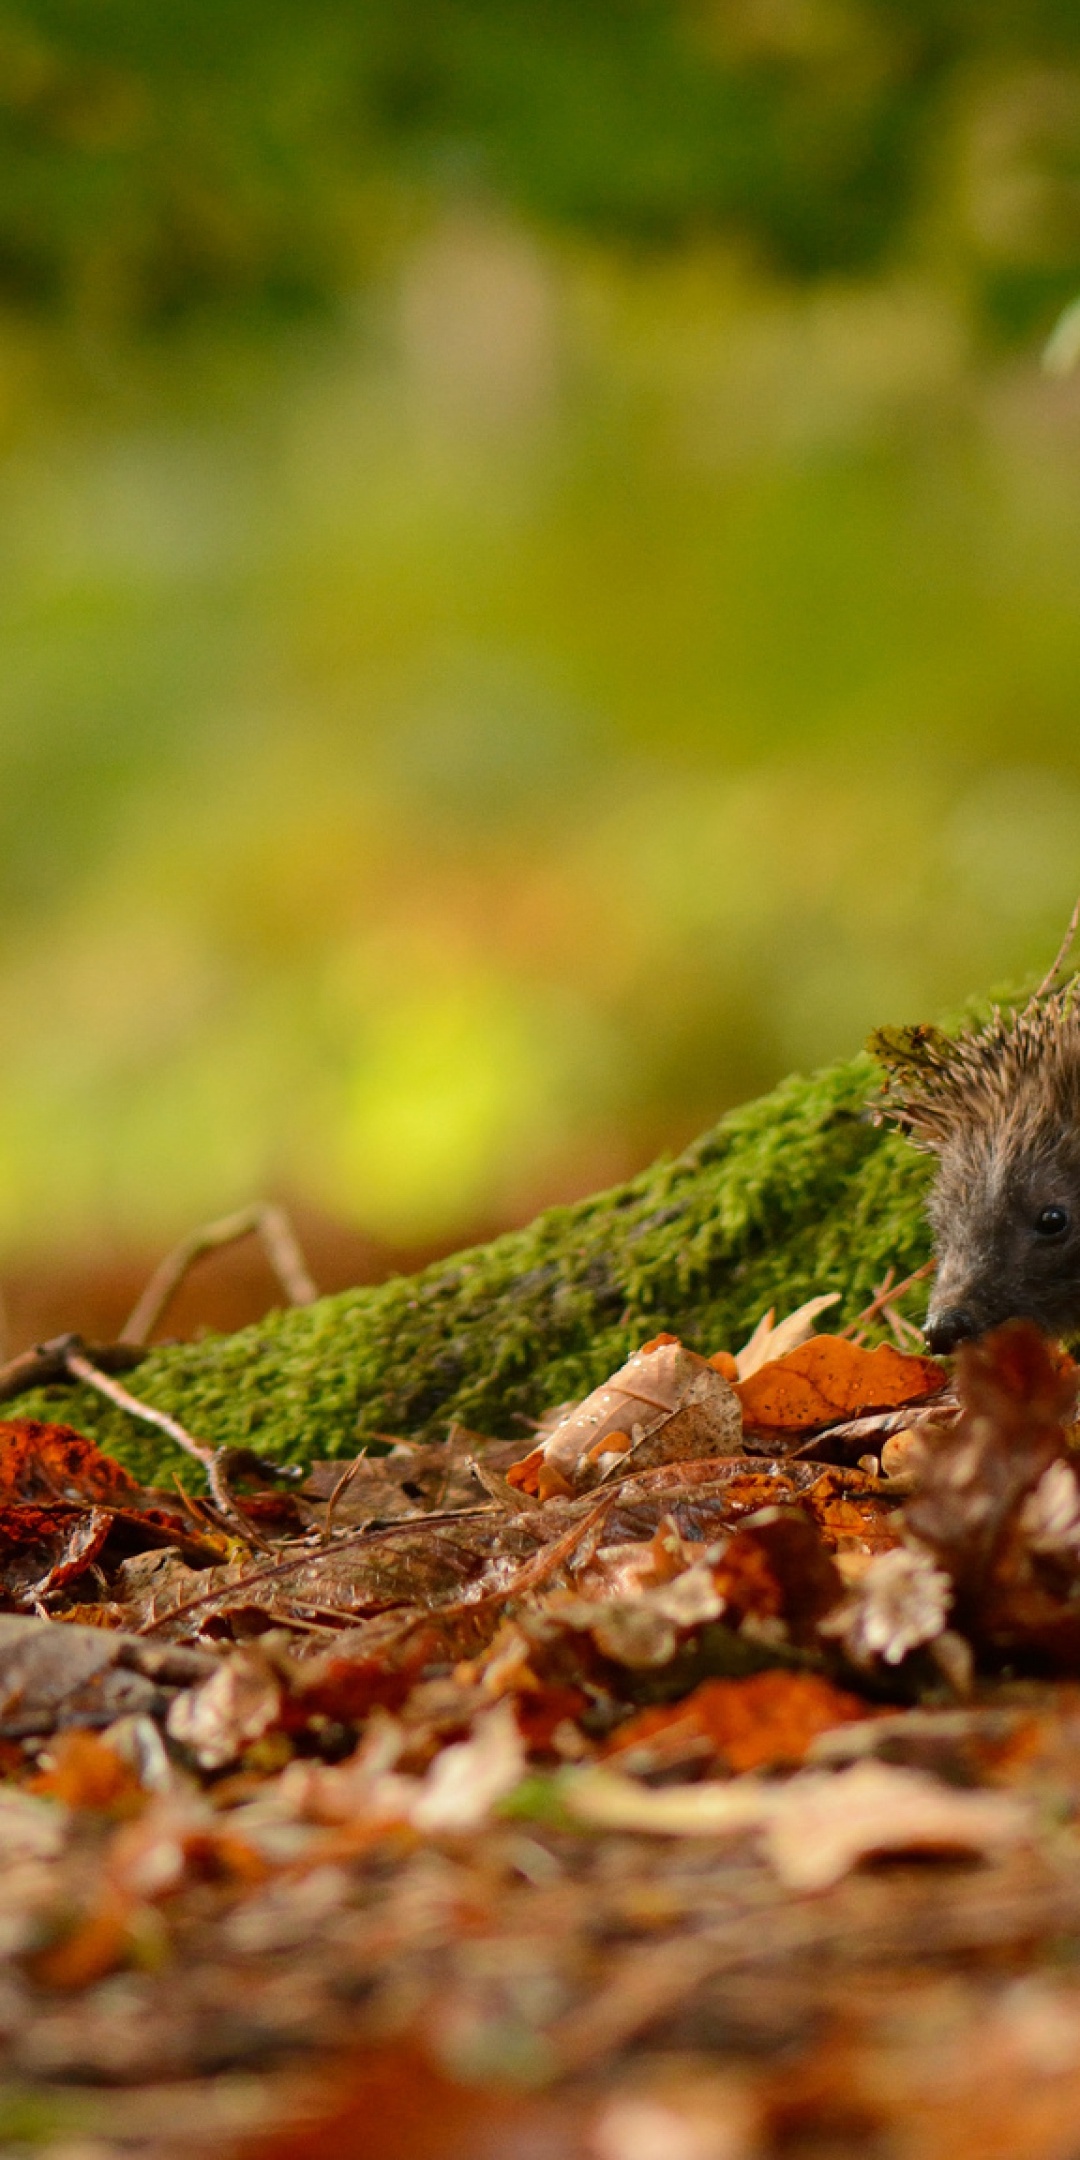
[508,1341,742,1497]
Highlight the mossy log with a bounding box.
[16,1052,933,1482]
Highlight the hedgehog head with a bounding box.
[871,988,1080,1349]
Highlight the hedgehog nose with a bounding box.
[923,1306,978,1355]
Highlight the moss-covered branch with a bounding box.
[15,1051,932,1482]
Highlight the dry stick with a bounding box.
[837,1258,936,1340]
[119,1202,319,1347]
[320,1454,364,1544]
[1036,891,1080,998]
[64,1350,215,1472]
[63,1350,274,1553]
[0,1334,145,1406]
[879,1300,925,1351]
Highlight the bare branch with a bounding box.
[0,1334,145,1406]
[63,1349,214,1468]
[63,1348,276,1549]
[119,1203,319,1346]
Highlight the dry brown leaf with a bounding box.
[507,1341,742,1497]
[166,1647,283,1770]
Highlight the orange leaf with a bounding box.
[735,1335,946,1435]
[29,1731,143,1814]
[506,1447,544,1496]
[605,1670,870,1774]
[30,1891,134,1991]
[708,1350,739,1380]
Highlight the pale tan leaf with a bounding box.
[736,1295,841,1381]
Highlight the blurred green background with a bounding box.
[2,0,1080,1327]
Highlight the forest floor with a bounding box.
[2,1266,1080,2159]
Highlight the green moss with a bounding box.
[15,1050,933,1482]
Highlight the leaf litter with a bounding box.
[10,1288,1080,2156]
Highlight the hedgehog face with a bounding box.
[925,1112,1080,1350]
[875,986,1080,1349]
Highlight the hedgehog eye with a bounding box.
[1035,1206,1071,1239]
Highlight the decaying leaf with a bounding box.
[820,1545,953,1667]
[711,1506,844,1644]
[1020,1460,1080,1554]
[167,1646,283,1769]
[0,1420,145,1507]
[0,1612,213,1737]
[763,1761,1031,1891]
[903,1323,1077,1603]
[507,1340,742,1497]
[8,1283,1080,2154]
[409,1701,525,1831]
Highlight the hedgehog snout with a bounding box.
[922,1305,980,1355]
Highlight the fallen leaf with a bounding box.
[0,1612,213,1738]
[711,1507,844,1643]
[236,2045,580,2160]
[819,1545,953,1667]
[902,1321,1080,1665]
[734,1295,842,1381]
[563,1760,1030,1888]
[508,1342,742,1496]
[29,1729,145,1813]
[167,1647,283,1770]
[28,1889,135,1992]
[604,1670,871,1774]
[763,1762,1031,1891]
[0,1503,114,1605]
[0,1420,143,1507]
[411,1701,525,1832]
[736,1336,946,1438]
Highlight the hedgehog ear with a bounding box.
[865,1022,953,1080]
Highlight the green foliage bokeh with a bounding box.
[0,0,1078,1261]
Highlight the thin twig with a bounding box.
[63,1350,273,1551]
[119,1203,318,1347]
[884,1306,926,1349]
[204,1454,275,1554]
[1036,892,1080,997]
[320,1454,363,1544]
[837,1259,936,1339]
[0,1333,145,1406]
[64,1350,215,1469]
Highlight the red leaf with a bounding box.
[0,1421,142,1507]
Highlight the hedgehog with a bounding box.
[873,978,1080,1354]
